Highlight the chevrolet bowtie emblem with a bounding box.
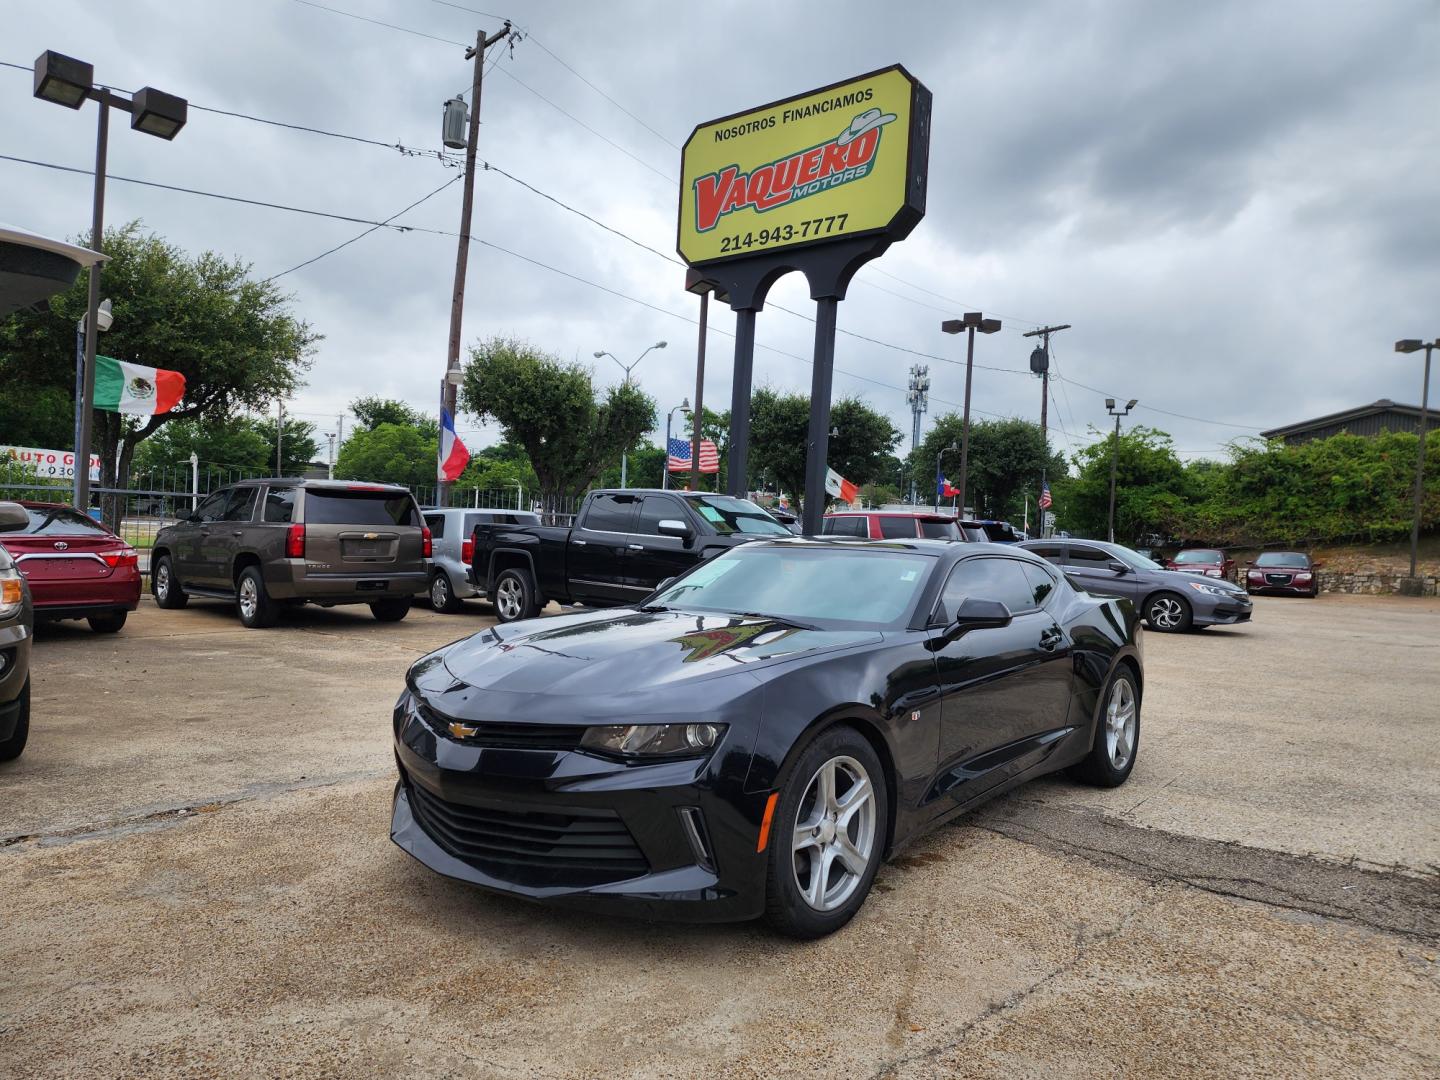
[449,721,479,739]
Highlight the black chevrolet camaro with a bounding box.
[391,539,1144,938]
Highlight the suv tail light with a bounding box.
[461,537,474,565]
[286,523,306,559]
[421,526,433,559]
[100,548,139,569]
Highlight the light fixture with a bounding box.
[1395,339,1424,354]
[130,86,188,140]
[95,297,113,332]
[32,50,92,108]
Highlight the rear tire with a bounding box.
[1144,592,1192,633]
[1069,667,1140,788]
[236,566,279,628]
[429,571,464,614]
[493,569,539,623]
[152,555,188,609]
[88,611,127,634]
[0,680,30,762]
[370,598,411,623]
[764,726,888,940]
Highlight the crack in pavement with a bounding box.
[968,801,1440,944]
[0,768,391,850]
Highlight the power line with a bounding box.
[289,0,467,46]
[870,267,1046,330]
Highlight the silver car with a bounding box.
[421,507,540,613]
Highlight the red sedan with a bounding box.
[1,502,141,632]
[1165,547,1235,580]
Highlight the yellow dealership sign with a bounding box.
[678,66,930,268]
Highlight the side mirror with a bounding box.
[654,576,677,593]
[945,596,1013,636]
[1311,560,1325,570]
[1107,560,1127,574]
[184,512,202,523]
[0,502,28,533]
[656,518,692,540]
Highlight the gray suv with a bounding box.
[421,507,539,613]
[152,479,430,628]
[1020,538,1252,632]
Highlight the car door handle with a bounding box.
[573,539,587,546]
[628,544,644,551]
[1038,628,1064,651]
[230,530,242,536]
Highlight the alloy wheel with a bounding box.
[431,575,449,608]
[155,563,170,601]
[1149,597,1183,629]
[791,755,877,912]
[496,578,522,621]
[1104,678,1137,770]
[239,576,258,620]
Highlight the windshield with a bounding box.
[1173,549,1221,564]
[1256,551,1308,567]
[19,506,112,536]
[303,490,419,527]
[685,495,791,536]
[919,520,961,540]
[651,544,934,628]
[1111,545,1165,571]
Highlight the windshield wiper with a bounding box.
[636,604,672,613]
[733,611,823,631]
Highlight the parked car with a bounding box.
[971,519,1023,544]
[0,502,34,761]
[1245,551,1321,597]
[3,502,140,633]
[766,507,803,534]
[1020,537,1252,632]
[822,510,977,541]
[391,538,1143,937]
[151,479,430,628]
[469,489,792,622]
[1165,547,1235,581]
[422,507,540,613]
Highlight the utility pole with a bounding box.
[1106,398,1137,543]
[906,364,929,505]
[1024,324,1069,538]
[324,431,336,480]
[276,399,284,476]
[440,20,515,508]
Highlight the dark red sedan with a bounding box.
[1165,547,1235,580]
[1,503,141,632]
[1245,551,1321,597]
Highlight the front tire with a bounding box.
[1144,592,1192,633]
[1069,667,1140,787]
[429,571,464,614]
[764,727,888,940]
[493,569,539,623]
[370,598,411,623]
[236,566,279,628]
[152,555,188,609]
[0,680,30,762]
[88,611,128,634]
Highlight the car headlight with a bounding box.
[1205,569,1222,577]
[581,723,727,759]
[0,568,22,619]
[1186,581,1233,597]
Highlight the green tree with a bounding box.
[0,222,318,522]
[351,396,435,437]
[1050,426,1190,542]
[459,440,540,496]
[334,423,435,488]
[597,444,668,489]
[0,384,74,449]
[748,390,900,508]
[460,336,656,500]
[130,415,318,479]
[911,416,1064,519]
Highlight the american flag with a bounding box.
[1038,481,1053,510]
[667,437,720,474]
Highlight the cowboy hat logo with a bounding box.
[836,107,897,147]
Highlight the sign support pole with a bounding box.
[727,308,756,498]
[802,297,838,535]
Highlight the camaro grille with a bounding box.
[407,782,649,886]
[416,702,585,750]
[1265,573,1293,585]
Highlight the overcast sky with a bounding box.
[4,0,1439,471]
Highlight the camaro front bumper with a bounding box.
[389,691,773,923]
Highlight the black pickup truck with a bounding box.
[470,488,792,622]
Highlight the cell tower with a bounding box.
[906,364,929,504]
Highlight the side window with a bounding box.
[635,495,686,536]
[424,514,446,538]
[823,516,867,537]
[1027,543,1065,565]
[262,487,295,524]
[194,489,231,523]
[1066,545,1113,568]
[222,487,259,522]
[878,516,918,539]
[1021,562,1059,608]
[937,557,1042,621]
[581,493,637,533]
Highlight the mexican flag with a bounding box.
[93,355,185,415]
[824,467,859,503]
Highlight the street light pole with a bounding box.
[1106,397,1138,543]
[594,342,666,489]
[662,398,690,489]
[941,313,1002,517]
[1395,339,1437,586]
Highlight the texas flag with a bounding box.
[437,405,470,482]
[939,477,960,498]
[824,467,858,503]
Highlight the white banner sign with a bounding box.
[2,445,101,482]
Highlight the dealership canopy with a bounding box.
[0,222,105,318]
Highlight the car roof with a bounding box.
[825,510,955,519]
[424,506,537,515]
[232,478,411,492]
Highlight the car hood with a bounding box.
[438,607,882,696]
